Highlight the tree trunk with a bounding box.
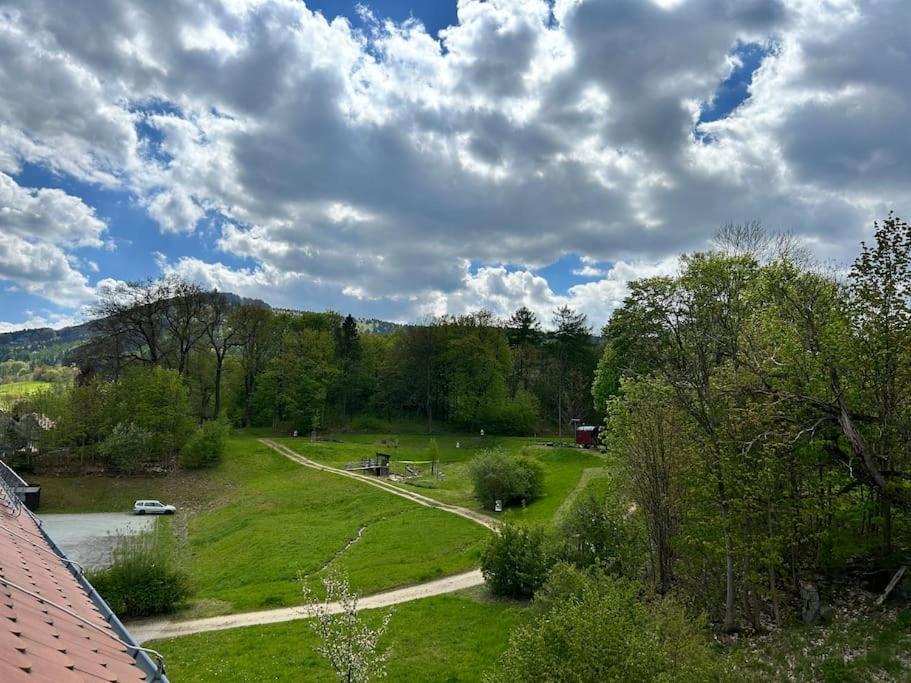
[213,357,224,418]
[721,501,737,632]
[768,502,781,625]
[882,497,893,557]
[243,371,254,427]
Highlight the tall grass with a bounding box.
[89,521,189,618]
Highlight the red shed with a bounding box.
[575,425,600,448]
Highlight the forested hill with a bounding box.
[0,322,95,364]
[270,310,402,335]
[0,299,401,363]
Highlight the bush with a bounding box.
[469,449,544,510]
[485,566,725,682]
[98,422,154,474]
[180,420,228,469]
[558,479,645,577]
[88,523,189,618]
[481,523,553,599]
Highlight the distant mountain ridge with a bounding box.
[0,298,403,363]
[0,322,95,364]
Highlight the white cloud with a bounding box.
[421,256,680,329]
[0,0,908,324]
[0,171,108,308]
[0,172,107,247]
[0,232,94,307]
[0,311,85,333]
[146,188,205,234]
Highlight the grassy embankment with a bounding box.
[40,435,490,616]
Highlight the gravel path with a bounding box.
[130,569,484,643]
[259,438,499,531]
[39,512,155,570]
[127,438,497,643]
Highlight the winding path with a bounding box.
[131,569,484,643]
[128,438,497,643]
[259,438,498,531]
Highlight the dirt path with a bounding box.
[259,438,498,531]
[130,569,484,643]
[552,466,610,522]
[128,439,498,643]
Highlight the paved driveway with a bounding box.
[38,513,155,570]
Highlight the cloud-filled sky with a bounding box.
[0,0,907,332]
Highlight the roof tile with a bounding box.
[0,486,150,682]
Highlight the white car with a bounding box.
[132,499,176,515]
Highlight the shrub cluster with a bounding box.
[556,479,645,577]
[485,564,725,682]
[88,523,189,618]
[469,449,543,510]
[179,419,229,469]
[481,523,553,599]
[478,391,540,435]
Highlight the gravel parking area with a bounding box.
[38,512,156,570]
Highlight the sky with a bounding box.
[0,0,908,332]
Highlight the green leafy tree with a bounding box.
[547,306,596,440]
[507,306,542,395]
[469,449,543,510]
[604,378,694,593]
[335,314,362,422]
[203,291,241,419]
[481,523,553,598]
[255,319,338,431]
[108,366,194,468]
[230,304,277,427]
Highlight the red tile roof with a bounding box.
[0,485,162,682]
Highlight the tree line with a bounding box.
[590,215,911,631]
[8,277,602,471]
[75,279,601,436]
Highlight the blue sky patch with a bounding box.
[696,41,772,139]
[308,0,458,36]
[10,163,248,288]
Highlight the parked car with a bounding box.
[132,499,176,515]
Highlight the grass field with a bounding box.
[151,588,528,682]
[273,434,605,525]
[37,429,603,618]
[37,435,489,616]
[36,470,218,513]
[184,438,488,614]
[0,380,50,407]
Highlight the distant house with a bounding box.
[575,424,600,448]
[21,413,56,432]
[1,412,56,459]
[0,466,168,681]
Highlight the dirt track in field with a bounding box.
[131,569,484,642]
